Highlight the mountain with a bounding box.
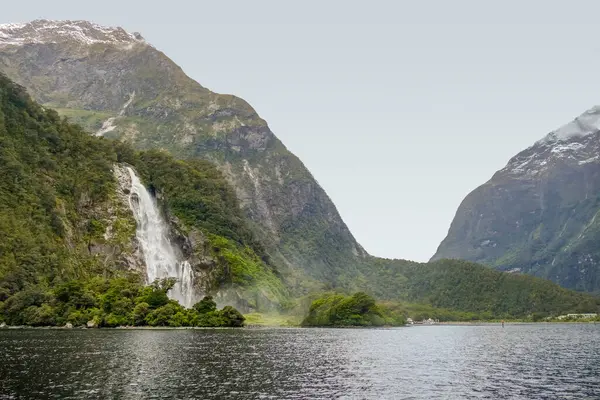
[0,20,366,293]
[0,20,598,320]
[0,72,284,313]
[0,71,597,321]
[433,106,600,293]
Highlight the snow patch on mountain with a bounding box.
[578,156,600,165]
[550,142,585,154]
[498,107,600,177]
[501,134,599,177]
[540,105,600,143]
[95,91,136,137]
[0,19,146,48]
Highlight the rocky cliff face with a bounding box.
[0,20,366,290]
[433,107,600,293]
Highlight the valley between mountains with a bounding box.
[0,20,598,326]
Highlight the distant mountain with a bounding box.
[0,20,366,292]
[433,106,600,293]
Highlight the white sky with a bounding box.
[4,0,600,261]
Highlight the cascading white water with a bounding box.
[126,167,195,308]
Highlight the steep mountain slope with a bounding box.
[0,72,138,294]
[0,73,284,313]
[0,20,366,292]
[433,107,600,293]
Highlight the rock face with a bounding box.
[433,107,600,293]
[0,20,366,287]
[86,319,98,328]
[168,216,219,293]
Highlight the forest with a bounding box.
[1,276,244,327]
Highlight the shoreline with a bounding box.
[1,321,598,330]
[0,325,246,330]
[436,321,599,325]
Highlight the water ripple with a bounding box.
[0,324,599,399]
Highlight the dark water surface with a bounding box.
[1,324,599,399]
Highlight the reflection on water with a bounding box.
[0,324,599,399]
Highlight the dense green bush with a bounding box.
[302,292,405,327]
[0,276,245,327]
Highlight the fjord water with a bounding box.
[126,167,195,308]
[1,325,598,399]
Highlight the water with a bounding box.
[0,324,598,399]
[126,167,195,308]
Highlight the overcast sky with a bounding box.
[4,1,600,261]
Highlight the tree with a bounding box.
[132,302,150,326]
[220,306,245,327]
[193,296,217,314]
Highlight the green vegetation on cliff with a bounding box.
[132,149,267,260]
[0,26,367,294]
[0,73,120,295]
[0,276,245,327]
[0,73,284,315]
[120,148,288,309]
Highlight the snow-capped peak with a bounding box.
[0,19,146,48]
[501,108,600,178]
[539,105,600,143]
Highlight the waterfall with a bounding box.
[126,167,195,308]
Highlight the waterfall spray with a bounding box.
[126,167,195,308]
